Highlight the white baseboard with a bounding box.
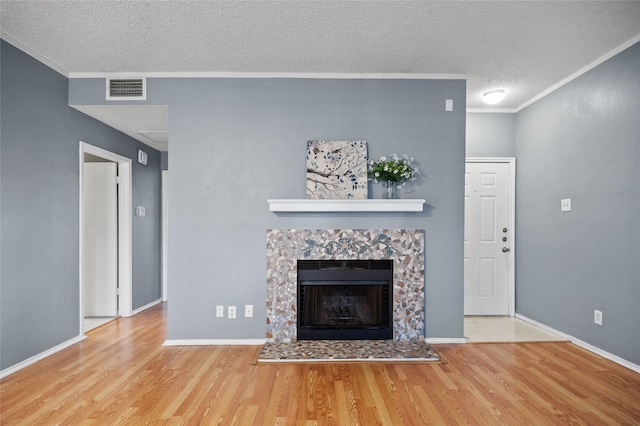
[1,299,162,379]
[131,298,162,316]
[516,314,640,374]
[163,339,267,346]
[0,335,86,379]
[425,337,467,344]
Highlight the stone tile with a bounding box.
[258,340,439,362]
[266,229,425,342]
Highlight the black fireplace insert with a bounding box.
[297,259,393,340]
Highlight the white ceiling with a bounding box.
[2,1,640,152]
[72,104,169,152]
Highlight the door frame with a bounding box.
[79,141,133,335]
[162,170,168,302]
[465,157,516,316]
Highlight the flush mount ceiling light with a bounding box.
[482,89,506,105]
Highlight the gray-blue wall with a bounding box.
[164,78,467,340]
[161,152,169,170]
[515,41,640,365]
[466,113,515,157]
[5,33,638,370]
[70,77,467,340]
[0,40,162,370]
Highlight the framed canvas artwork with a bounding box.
[306,140,368,199]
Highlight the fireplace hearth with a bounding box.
[297,260,393,340]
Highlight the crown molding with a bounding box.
[68,71,467,80]
[466,108,516,114]
[516,33,640,112]
[0,34,69,77]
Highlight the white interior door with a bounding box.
[83,162,118,317]
[464,161,512,315]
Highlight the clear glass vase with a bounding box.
[385,181,397,199]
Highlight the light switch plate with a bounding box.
[138,149,147,165]
[445,99,453,111]
[561,198,571,212]
[594,310,603,326]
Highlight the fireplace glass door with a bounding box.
[297,260,393,340]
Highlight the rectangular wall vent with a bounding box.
[106,78,147,101]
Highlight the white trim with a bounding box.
[516,314,640,374]
[116,162,133,317]
[268,199,425,212]
[162,170,169,302]
[131,299,162,316]
[516,34,640,112]
[0,34,70,77]
[79,142,133,331]
[466,157,516,164]
[163,339,267,346]
[0,335,86,379]
[466,108,517,114]
[69,71,467,80]
[465,157,516,317]
[425,338,467,344]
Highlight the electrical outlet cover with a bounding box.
[594,310,603,326]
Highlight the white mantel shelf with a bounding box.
[268,199,426,212]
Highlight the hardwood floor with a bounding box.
[2,304,639,425]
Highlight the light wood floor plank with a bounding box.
[2,303,639,425]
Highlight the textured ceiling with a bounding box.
[2,1,640,151]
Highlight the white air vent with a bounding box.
[106,78,147,101]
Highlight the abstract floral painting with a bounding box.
[306,140,368,199]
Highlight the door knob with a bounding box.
[502,247,511,253]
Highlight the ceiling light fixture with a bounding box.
[482,89,506,105]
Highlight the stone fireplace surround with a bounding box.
[266,229,425,342]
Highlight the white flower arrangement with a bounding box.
[367,153,420,187]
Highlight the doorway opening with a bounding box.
[79,142,133,335]
[464,158,516,342]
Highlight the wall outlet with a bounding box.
[245,304,253,318]
[594,309,603,326]
[561,198,572,212]
[228,305,236,319]
[216,305,224,318]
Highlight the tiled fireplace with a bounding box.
[266,229,425,341]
